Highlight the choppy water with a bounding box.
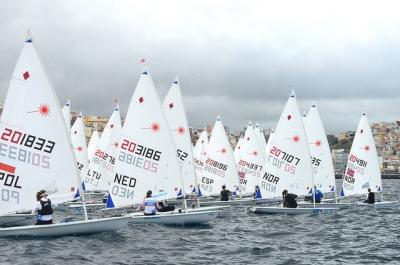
[1,179,400,265]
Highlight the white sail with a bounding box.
[254,122,267,158]
[341,113,381,196]
[0,34,80,214]
[200,116,240,196]
[303,103,336,193]
[233,134,244,162]
[236,121,266,194]
[85,105,122,191]
[259,91,313,199]
[71,113,89,185]
[106,69,183,208]
[162,78,197,195]
[193,128,208,195]
[61,99,71,130]
[265,129,275,158]
[87,127,100,161]
[260,127,267,148]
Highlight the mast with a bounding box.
[80,182,89,220]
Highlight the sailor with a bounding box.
[364,188,375,204]
[32,190,54,225]
[282,189,297,208]
[220,185,231,201]
[135,190,156,215]
[142,190,157,215]
[190,191,199,208]
[156,200,175,212]
[253,185,262,200]
[309,186,324,203]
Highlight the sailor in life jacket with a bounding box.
[136,190,157,215]
[32,190,54,225]
[144,197,157,215]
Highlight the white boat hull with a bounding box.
[198,198,274,207]
[188,205,231,217]
[0,213,36,227]
[356,201,399,207]
[297,202,352,208]
[129,210,219,225]
[0,216,131,237]
[250,206,339,215]
[68,203,106,208]
[299,201,399,208]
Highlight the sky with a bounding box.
[1,0,400,133]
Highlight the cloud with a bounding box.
[1,0,400,134]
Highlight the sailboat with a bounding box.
[61,99,71,131]
[68,112,104,206]
[235,121,265,195]
[87,127,100,161]
[106,68,219,225]
[0,33,130,236]
[161,79,230,215]
[162,77,198,195]
[84,104,122,192]
[193,128,208,193]
[233,134,243,162]
[199,116,240,197]
[71,113,89,186]
[250,92,338,214]
[254,122,267,158]
[296,103,351,208]
[339,113,398,207]
[302,104,336,194]
[197,116,262,206]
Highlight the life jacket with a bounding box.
[38,199,53,215]
[314,190,323,203]
[144,198,156,215]
[221,189,229,201]
[254,188,262,199]
[367,192,375,204]
[285,194,297,208]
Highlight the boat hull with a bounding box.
[249,206,339,215]
[297,202,352,208]
[0,216,130,237]
[0,213,35,227]
[68,203,106,208]
[356,201,399,207]
[187,205,230,217]
[197,198,274,207]
[129,210,219,225]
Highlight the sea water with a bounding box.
[1,179,400,265]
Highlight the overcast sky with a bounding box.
[1,0,400,133]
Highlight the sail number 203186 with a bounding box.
[121,139,161,161]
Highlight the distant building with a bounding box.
[371,121,400,173]
[336,131,355,141]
